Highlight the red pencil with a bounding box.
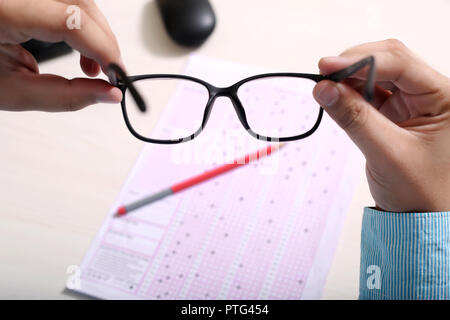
[116,143,285,216]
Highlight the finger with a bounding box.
[54,0,122,77]
[374,81,398,92]
[80,54,101,77]
[313,80,412,165]
[342,78,392,110]
[334,66,397,91]
[56,0,119,49]
[0,73,122,112]
[318,39,447,95]
[57,0,121,77]
[376,90,412,124]
[342,78,419,123]
[0,0,121,71]
[0,44,39,73]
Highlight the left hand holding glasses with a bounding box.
[0,0,123,112]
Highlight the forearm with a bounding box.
[359,207,450,299]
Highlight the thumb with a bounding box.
[0,73,123,112]
[313,80,402,163]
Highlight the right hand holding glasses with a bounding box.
[313,39,450,212]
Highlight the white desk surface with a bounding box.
[1,0,449,299]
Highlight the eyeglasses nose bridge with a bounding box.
[208,84,234,97]
[202,86,250,132]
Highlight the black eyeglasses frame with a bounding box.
[109,56,375,144]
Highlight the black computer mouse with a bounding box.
[156,0,216,47]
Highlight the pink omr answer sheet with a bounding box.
[73,55,363,299]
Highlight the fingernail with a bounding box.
[316,84,340,107]
[96,87,123,104]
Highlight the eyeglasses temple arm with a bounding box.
[108,63,147,112]
[322,56,375,102]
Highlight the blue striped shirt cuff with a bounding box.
[359,207,450,300]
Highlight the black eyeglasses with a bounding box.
[108,56,375,144]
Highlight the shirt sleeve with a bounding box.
[359,207,450,299]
